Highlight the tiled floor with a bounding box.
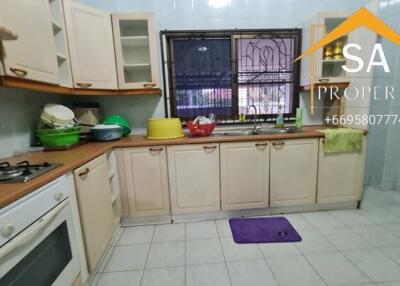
[92,187,400,286]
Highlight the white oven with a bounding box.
[0,176,81,286]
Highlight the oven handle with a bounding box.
[0,199,68,259]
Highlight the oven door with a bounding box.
[0,199,80,286]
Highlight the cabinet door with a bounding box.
[317,138,365,203]
[63,0,117,89]
[167,144,220,214]
[112,13,159,89]
[73,154,115,273]
[220,141,270,210]
[0,0,59,84]
[270,139,318,207]
[123,147,170,217]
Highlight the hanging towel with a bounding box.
[318,128,363,153]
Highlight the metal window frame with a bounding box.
[160,29,302,123]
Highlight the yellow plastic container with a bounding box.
[146,118,185,140]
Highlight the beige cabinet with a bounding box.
[270,139,318,207]
[112,13,160,89]
[63,0,117,89]
[73,154,115,273]
[317,138,365,203]
[0,0,59,84]
[122,147,170,217]
[220,141,270,210]
[167,144,220,214]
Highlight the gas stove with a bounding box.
[0,161,62,183]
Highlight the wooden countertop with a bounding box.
[0,126,333,209]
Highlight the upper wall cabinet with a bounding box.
[0,0,59,84]
[112,13,159,89]
[63,0,117,90]
[301,12,351,86]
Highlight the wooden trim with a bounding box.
[301,81,350,92]
[0,76,162,96]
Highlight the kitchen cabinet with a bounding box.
[301,12,351,86]
[63,0,117,89]
[122,147,170,217]
[112,13,160,89]
[270,139,318,207]
[73,154,115,273]
[317,138,365,203]
[220,141,270,210]
[0,0,59,84]
[167,144,220,214]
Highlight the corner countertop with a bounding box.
[0,125,341,209]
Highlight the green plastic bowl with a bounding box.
[37,126,80,147]
[103,115,131,136]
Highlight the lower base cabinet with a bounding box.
[73,154,115,273]
[270,139,319,207]
[317,138,365,203]
[167,144,220,214]
[122,147,170,217]
[220,141,270,210]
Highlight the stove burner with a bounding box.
[0,161,62,183]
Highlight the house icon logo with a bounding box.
[294,7,400,62]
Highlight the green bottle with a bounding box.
[275,113,284,128]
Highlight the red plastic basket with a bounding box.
[187,121,216,137]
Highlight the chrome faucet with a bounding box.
[248,104,259,131]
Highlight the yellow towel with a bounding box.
[318,128,363,153]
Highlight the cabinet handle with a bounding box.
[143,82,156,88]
[318,78,330,83]
[1,223,15,238]
[203,145,217,151]
[9,67,28,76]
[272,141,285,148]
[255,142,268,148]
[76,82,93,88]
[78,168,90,177]
[149,147,163,152]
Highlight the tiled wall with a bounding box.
[0,0,371,159]
[365,1,400,191]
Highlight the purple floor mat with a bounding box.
[229,217,302,244]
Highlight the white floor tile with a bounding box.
[104,244,149,272]
[344,248,400,282]
[284,213,315,230]
[227,259,278,286]
[329,209,373,226]
[319,226,373,251]
[220,237,263,261]
[377,282,400,286]
[97,271,142,286]
[216,219,233,237]
[141,266,185,286]
[117,226,154,245]
[152,223,185,242]
[186,221,219,240]
[358,207,399,224]
[351,225,400,247]
[267,255,326,286]
[186,238,224,265]
[381,223,400,238]
[305,252,371,286]
[258,242,301,258]
[302,212,344,229]
[379,246,400,265]
[186,263,231,286]
[295,229,336,254]
[146,241,185,268]
[89,274,100,286]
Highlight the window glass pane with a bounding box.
[237,36,296,115]
[171,38,232,119]
[1,222,72,286]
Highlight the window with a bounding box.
[162,30,301,124]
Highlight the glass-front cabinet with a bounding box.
[301,12,351,87]
[112,13,160,89]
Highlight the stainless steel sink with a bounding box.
[222,130,256,136]
[215,126,301,136]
